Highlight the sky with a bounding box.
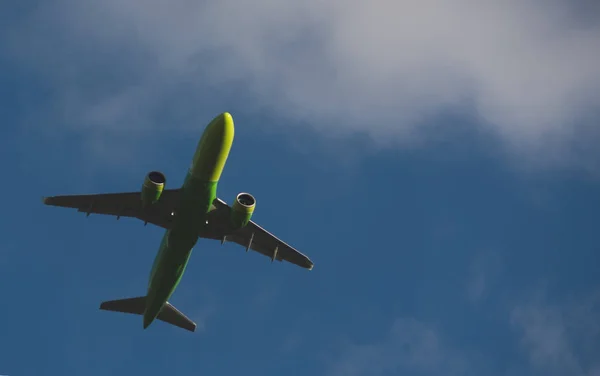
[1,0,600,375]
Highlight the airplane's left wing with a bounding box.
[42,189,181,229]
[200,198,314,270]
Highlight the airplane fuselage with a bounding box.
[142,112,234,329]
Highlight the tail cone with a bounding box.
[143,315,153,329]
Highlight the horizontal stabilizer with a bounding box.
[99,296,197,332]
[100,296,146,315]
[158,302,197,332]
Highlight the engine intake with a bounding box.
[230,192,256,228]
[141,171,166,206]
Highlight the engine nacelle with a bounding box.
[230,192,256,228]
[141,171,166,207]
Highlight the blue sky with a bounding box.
[1,1,600,375]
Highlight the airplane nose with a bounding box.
[204,112,235,149]
[209,112,234,136]
[216,112,233,125]
[189,112,235,182]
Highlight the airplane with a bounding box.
[42,112,313,333]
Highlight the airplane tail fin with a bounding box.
[99,296,197,332]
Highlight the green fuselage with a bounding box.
[143,112,234,329]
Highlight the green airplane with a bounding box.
[43,112,313,332]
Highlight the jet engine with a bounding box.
[230,192,256,228]
[141,171,166,206]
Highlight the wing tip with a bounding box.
[42,196,50,205]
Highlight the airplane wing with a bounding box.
[201,198,314,270]
[42,189,181,229]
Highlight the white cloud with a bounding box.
[467,265,487,303]
[3,0,600,165]
[510,291,600,376]
[327,318,470,376]
[327,289,600,376]
[467,251,503,303]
